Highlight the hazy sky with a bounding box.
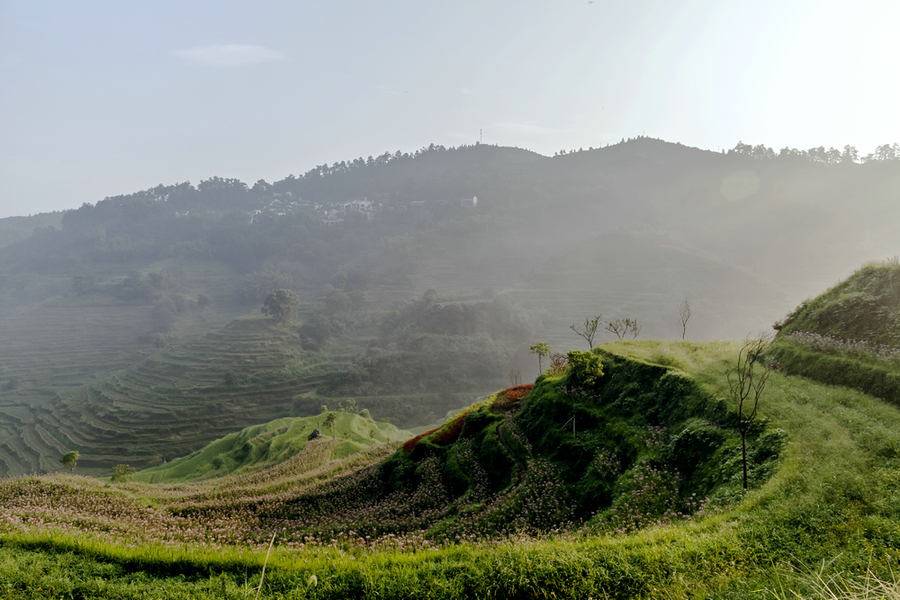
[1,0,898,218]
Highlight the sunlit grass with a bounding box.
[598,339,741,374]
[2,341,900,598]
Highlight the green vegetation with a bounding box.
[0,284,526,477]
[564,349,604,386]
[5,339,899,598]
[4,143,900,596]
[318,291,530,397]
[4,139,900,478]
[132,411,410,483]
[109,464,135,482]
[772,260,900,405]
[59,450,79,473]
[262,289,300,324]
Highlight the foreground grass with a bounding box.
[2,341,900,598]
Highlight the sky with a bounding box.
[1,0,898,218]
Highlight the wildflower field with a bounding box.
[2,336,900,599]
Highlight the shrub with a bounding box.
[548,352,569,375]
[403,428,439,453]
[492,384,534,412]
[110,464,136,482]
[567,350,604,387]
[432,410,472,446]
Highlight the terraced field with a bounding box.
[0,281,507,477]
[0,289,347,476]
[0,301,158,475]
[32,316,338,472]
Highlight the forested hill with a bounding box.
[5,137,900,312]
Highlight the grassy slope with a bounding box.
[131,411,411,483]
[1,341,899,598]
[771,261,900,406]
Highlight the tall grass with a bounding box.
[768,561,900,599]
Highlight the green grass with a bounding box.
[776,261,900,347]
[130,411,411,483]
[2,341,900,598]
[769,260,900,408]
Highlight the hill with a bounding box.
[771,260,900,405]
[2,338,900,598]
[0,212,63,249]
[131,411,412,483]
[3,138,900,476]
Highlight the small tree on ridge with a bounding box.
[678,298,692,340]
[606,318,642,341]
[530,342,551,372]
[323,412,337,439]
[571,315,602,349]
[728,335,773,490]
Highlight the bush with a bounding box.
[110,464,136,482]
[567,350,604,387]
[491,384,534,412]
[548,352,569,375]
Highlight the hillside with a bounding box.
[517,230,789,346]
[0,296,505,476]
[0,212,63,249]
[771,260,900,405]
[2,138,900,477]
[132,411,412,483]
[2,339,900,598]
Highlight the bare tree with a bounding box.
[606,318,642,341]
[727,335,773,490]
[548,352,569,375]
[508,369,522,386]
[571,315,602,349]
[678,298,692,340]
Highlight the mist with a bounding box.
[0,137,898,475]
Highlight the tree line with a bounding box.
[728,141,900,164]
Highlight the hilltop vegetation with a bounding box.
[2,339,900,598]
